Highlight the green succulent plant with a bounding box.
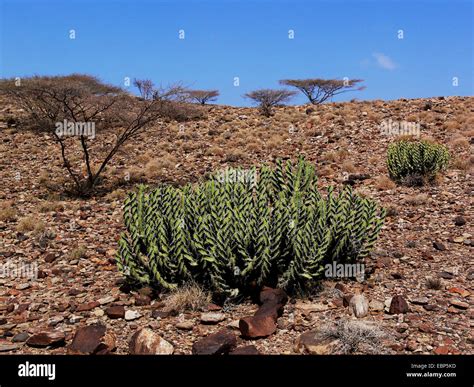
[387,139,450,185]
[116,157,385,296]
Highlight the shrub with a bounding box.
[243,89,297,117]
[0,75,201,196]
[116,158,385,297]
[387,139,450,185]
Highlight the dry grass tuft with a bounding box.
[163,282,211,313]
[374,176,396,190]
[318,319,387,354]
[404,193,429,206]
[16,216,37,232]
[68,245,87,260]
[426,277,443,290]
[0,201,17,222]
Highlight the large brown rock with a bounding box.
[68,324,116,354]
[389,295,409,314]
[26,330,66,348]
[239,315,277,339]
[259,287,288,305]
[192,329,237,355]
[129,328,174,355]
[105,305,125,319]
[239,287,288,339]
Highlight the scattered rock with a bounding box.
[230,345,260,355]
[239,315,277,338]
[410,297,429,305]
[192,329,237,355]
[134,294,151,306]
[68,324,116,354]
[129,328,174,355]
[369,300,384,312]
[432,241,446,251]
[44,252,57,263]
[152,309,173,319]
[105,305,125,319]
[12,332,29,342]
[449,299,469,310]
[26,330,66,348]
[389,295,409,314]
[176,320,194,330]
[200,312,225,324]
[98,296,116,305]
[76,301,100,312]
[0,339,22,352]
[16,283,30,291]
[448,287,470,298]
[453,216,466,226]
[124,310,141,321]
[295,330,340,355]
[439,271,454,279]
[350,294,369,318]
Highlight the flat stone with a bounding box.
[410,297,429,305]
[449,299,469,310]
[192,329,237,355]
[295,330,340,355]
[68,324,116,354]
[124,310,141,321]
[230,345,260,355]
[12,332,29,342]
[448,287,470,298]
[369,300,385,312]
[105,305,125,319]
[76,301,100,312]
[176,320,194,330]
[98,296,116,305]
[129,328,174,355]
[0,339,22,352]
[26,330,66,348]
[200,312,225,324]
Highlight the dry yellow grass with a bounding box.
[404,193,429,206]
[374,176,396,190]
[0,201,17,222]
[450,136,470,151]
[341,161,357,173]
[38,201,64,213]
[163,282,211,313]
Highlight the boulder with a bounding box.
[129,328,174,355]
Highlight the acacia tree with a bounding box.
[244,89,297,117]
[279,78,365,105]
[187,89,219,105]
[133,78,154,100]
[0,74,200,196]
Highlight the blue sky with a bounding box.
[0,0,472,106]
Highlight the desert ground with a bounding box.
[0,95,472,355]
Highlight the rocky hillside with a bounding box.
[0,96,472,355]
